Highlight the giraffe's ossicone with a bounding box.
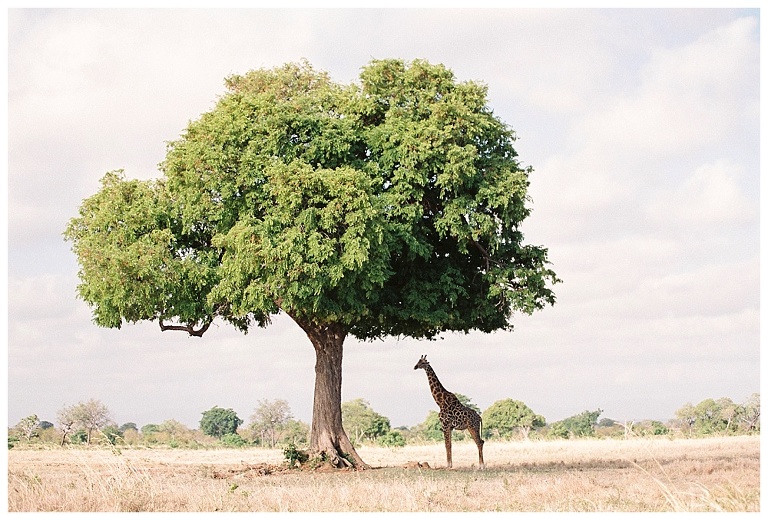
[414,355,485,469]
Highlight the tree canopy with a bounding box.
[65,59,557,338]
[675,394,760,436]
[482,398,545,439]
[64,59,559,467]
[199,406,243,439]
[249,399,293,447]
[550,409,603,439]
[341,398,391,445]
[56,399,113,445]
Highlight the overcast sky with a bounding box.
[5,7,760,431]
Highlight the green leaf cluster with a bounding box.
[482,398,545,439]
[341,398,391,445]
[283,442,310,467]
[199,406,243,439]
[65,59,559,340]
[549,409,603,439]
[675,394,760,435]
[220,433,248,447]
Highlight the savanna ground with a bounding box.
[6,435,759,512]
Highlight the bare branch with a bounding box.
[159,319,211,337]
[469,236,492,272]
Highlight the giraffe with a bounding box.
[414,355,485,469]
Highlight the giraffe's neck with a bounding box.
[424,365,450,407]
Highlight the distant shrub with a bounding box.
[220,433,247,447]
[378,430,406,447]
[99,425,123,445]
[71,429,88,444]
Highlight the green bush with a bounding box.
[283,442,309,467]
[71,429,88,444]
[378,430,406,447]
[549,409,602,438]
[99,425,123,445]
[220,433,247,447]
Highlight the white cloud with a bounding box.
[572,16,758,162]
[485,10,614,114]
[647,161,756,228]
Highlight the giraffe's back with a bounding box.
[441,403,482,431]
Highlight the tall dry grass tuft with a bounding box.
[633,457,758,512]
[622,435,760,512]
[8,447,156,512]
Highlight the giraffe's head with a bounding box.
[414,355,430,370]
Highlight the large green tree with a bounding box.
[550,409,603,439]
[65,59,558,468]
[199,406,243,439]
[341,398,391,445]
[482,398,545,440]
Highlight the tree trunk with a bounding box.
[291,316,369,469]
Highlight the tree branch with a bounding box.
[469,236,492,272]
[159,319,211,337]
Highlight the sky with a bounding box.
[5,7,761,432]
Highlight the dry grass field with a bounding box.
[6,435,759,512]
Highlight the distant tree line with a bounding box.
[673,394,760,437]
[7,399,311,450]
[8,393,759,449]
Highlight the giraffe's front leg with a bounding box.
[442,426,453,469]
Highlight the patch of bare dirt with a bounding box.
[205,460,359,480]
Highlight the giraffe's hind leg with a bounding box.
[469,426,485,469]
